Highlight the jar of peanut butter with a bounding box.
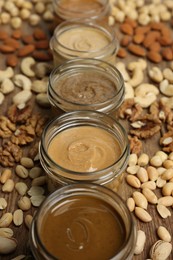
[49,19,119,66]
[53,0,110,21]
[39,111,129,192]
[30,183,136,260]
[48,58,125,114]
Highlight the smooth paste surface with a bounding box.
[48,126,121,172]
[40,195,126,260]
[58,26,110,52]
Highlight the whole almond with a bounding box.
[120,23,134,35]
[157,196,173,207]
[135,207,152,222]
[117,48,127,58]
[128,43,146,57]
[142,188,158,204]
[156,204,171,218]
[0,213,13,228]
[157,226,171,242]
[6,55,19,67]
[17,44,35,57]
[147,51,162,63]
[32,50,52,61]
[133,34,144,44]
[35,40,49,49]
[12,29,22,39]
[126,175,141,188]
[121,35,132,47]
[161,48,173,61]
[0,30,9,40]
[4,38,20,49]
[33,28,47,40]
[0,45,15,53]
[133,191,148,209]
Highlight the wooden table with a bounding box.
[0,1,173,260]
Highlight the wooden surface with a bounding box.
[0,2,173,260]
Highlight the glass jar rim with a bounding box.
[40,110,129,179]
[32,183,136,260]
[48,58,125,107]
[50,19,119,55]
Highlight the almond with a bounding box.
[6,55,18,67]
[4,38,20,49]
[149,42,161,52]
[147,51,162,63]
[128,43,146,56]
[35,40,49,49]
[159,36,173,46]
[133,34,144,44]
[121,35,132,47]
[124,18,137,28]
[22,35,34,44]
[33,28,47,40]
[17,44,35,57]
[161,48,173,61]
[0,45,15,53]
[143,31,160,48]
[32,50,52,61]
[135,25,150,35]
[117,48,127,58]
[0,30,9,40]
[12,29,22,39]
[120,23,134,35]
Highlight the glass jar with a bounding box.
[48,58,125,114]
[53,0,110,21]
[30,183,136,260]
[39,111,129,192]
[49,19,119,66]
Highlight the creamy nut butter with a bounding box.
[48,126,121,172]
[53,0,110,20]
[48,58,125,114]
[39,111,129,190]
[30,184,136,260]
[58,26,110,52]
[50,20,119,66]
[54,71,116,104]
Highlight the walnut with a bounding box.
[0,141,22,167]
[150,100,172,124]
[160,131,173,152]
[0,116,16,138]
[117,98,143,122]
[128,135,142,155]
[35,116,49,137]
[7,104,33,123]
[130,114,161,139]
[28,141,39,159]
[11,125,35,145]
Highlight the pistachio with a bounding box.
[150,240,172,260]
[0,236,17,254]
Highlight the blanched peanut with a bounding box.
[137,167,148,183]
[147,166,159,181]
[137,153,149,166]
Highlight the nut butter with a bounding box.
[39,111,129,191]
[30,184,136,260]
[50,19,119,66]
[48,58,125,114]
[53,0,110,21]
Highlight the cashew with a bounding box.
[0,78,14,94]
[21,57,36,77]
[128,67,144,87]
[135,83,159,96]
[127,59,147,71]
[0,92,5,105]
[148,67,163,83]
[160,79,173,96]
[160,96,173,109]
[31,79,48,93]
[29,14,41,26]
[115,62,130,81]
[124,82,134,99]
[163,68,173,83]
[36,93,51,108]
[13,74,32,90]
[134,93,157,108]
[13,90,32,106]
[35,62,53,78]
[0,67,14,82]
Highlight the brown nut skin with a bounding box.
[128,43,146,57]
[6,55,19,67]
[120,23,134,35]
[161,48,173,61]
[17,45,35,57]
[147,51,162,63]
[117,48,127,58]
